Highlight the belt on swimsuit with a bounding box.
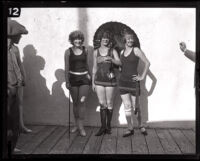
[69,71,88,75]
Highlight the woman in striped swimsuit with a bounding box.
[65,30,91,136]
[92,30,121,136]
[119,30,150,137]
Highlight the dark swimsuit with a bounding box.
[69,47,91,87]
[119,48,140,96]
[94,48,117,87]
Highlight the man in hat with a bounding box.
[7,19,32,154]
[179,42,200,134]
[179,42,197,87]
[179,42,199,128]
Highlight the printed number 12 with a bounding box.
[8,8,20,17]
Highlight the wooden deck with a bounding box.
[14,125,196,155]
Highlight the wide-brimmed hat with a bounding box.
[7,19,28,36]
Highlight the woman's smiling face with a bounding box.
[125,34,134,47]
[73,38,83,47]
[101,37,110,47]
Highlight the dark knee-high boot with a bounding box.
[95,107,107,136]
[106,109,113,134]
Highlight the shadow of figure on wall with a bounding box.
[51,69,71,125]
[22,44,51,124]
[52,69,67,106]
[136,60,157,127]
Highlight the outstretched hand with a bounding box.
[179,42,187,52]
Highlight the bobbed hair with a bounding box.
[122,29,137,44]
[68,30,84,45]
[100,30,113,40]
[99,30,115,47]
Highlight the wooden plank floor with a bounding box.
[14,125,196,155]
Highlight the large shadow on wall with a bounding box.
[23,45,72,125]
[51,69,71,125]
[137,61,157,127]
[78,8,99,126]
[22,45,52,124]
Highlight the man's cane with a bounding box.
[134,81,140,115]
[68,89,70,138]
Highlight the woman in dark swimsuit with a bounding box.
[92,30,121,136]
[119,30,150,137]
[65,30,91,136]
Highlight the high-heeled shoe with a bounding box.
[21,127,32,133]
[106,127,112,134]
[14,148,21,153]
[122,128,134,137]
[77,119,86,136]
[95,108,107,136]
[71,126,78,133]
[134,108,138,115]
[140,127,147,135]
[95,127,107,136]
[79,128,86,137]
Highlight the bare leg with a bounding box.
[95,85,107,107]
[18,87,32,133]
[77,85,89,136]
[133,95,139,115]
[69,86,79,133]
[131,95,147,135]
[7,87,19,152]
[121,93,134,131]
[105,87,115,110]
[130,95,137,125]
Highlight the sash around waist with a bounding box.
[69,71,88,75]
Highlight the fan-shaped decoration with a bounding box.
[93,21,140,53]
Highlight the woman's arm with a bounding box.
[92,50,98,90]
[64,49,70,88]
[180,42,195,62]
[134,47,150,81]
[85,47,92,80]
[111,49,122,66]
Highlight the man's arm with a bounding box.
[14,46,26,85]
[184,49,196,62]
[179,42,195,62]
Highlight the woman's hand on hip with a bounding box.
[132,74,143,81]
[92,83,96,92]
[65,82,71,89]
[86,73,91,80]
